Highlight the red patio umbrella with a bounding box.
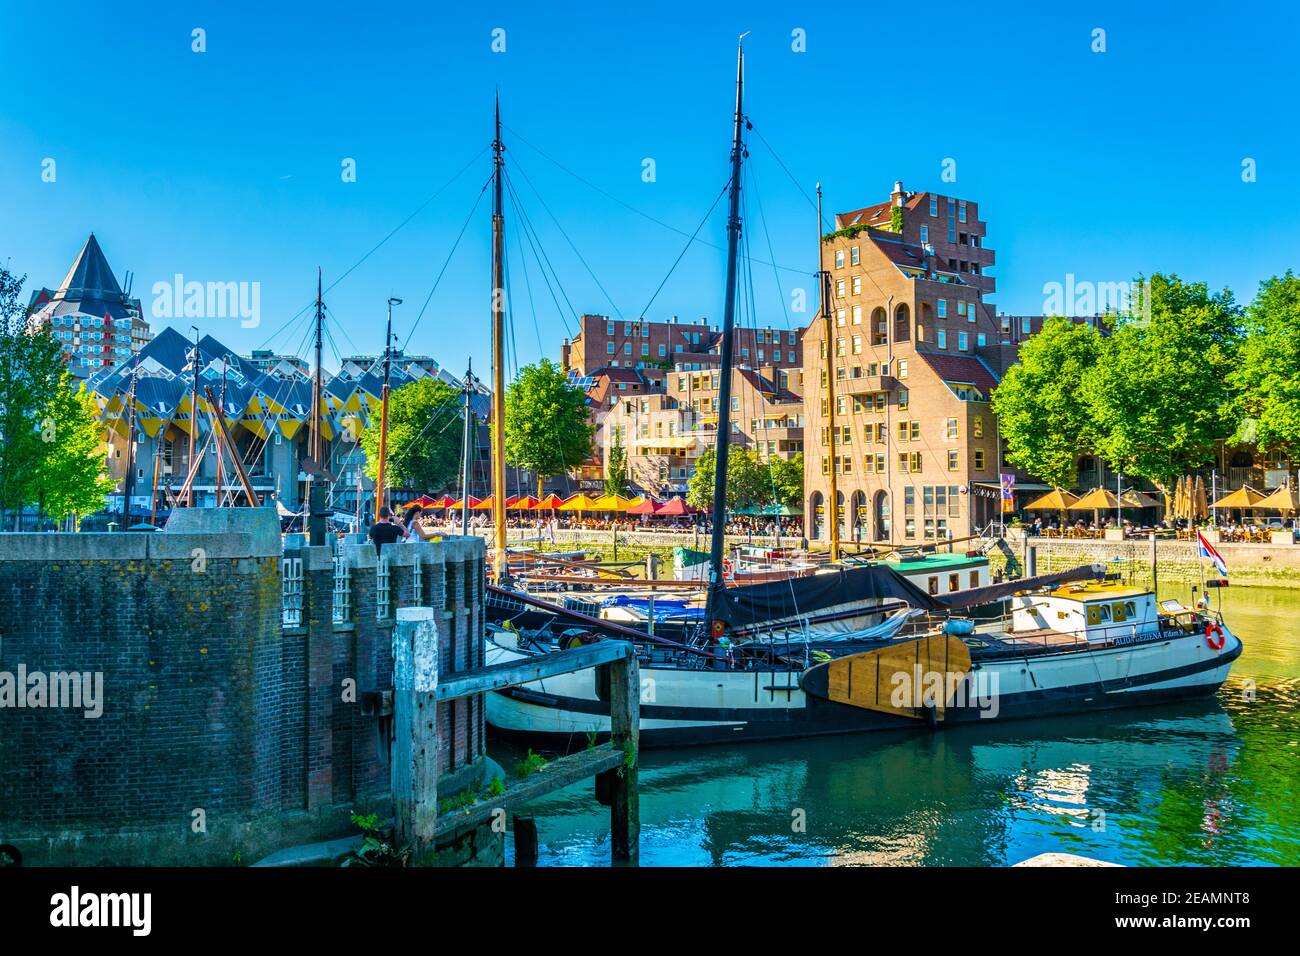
[532,493,564,510]
[626,498,661,515]
[428,495,457,509]
[655,497,696,516]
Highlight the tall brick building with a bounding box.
[803,182,1013,545]
[562,313,803,378]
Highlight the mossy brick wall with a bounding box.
[0,513,488,866]
[0,524,286,857]
[987,534,1300,589]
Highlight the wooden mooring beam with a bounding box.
[392,608,640,866]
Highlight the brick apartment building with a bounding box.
[600,365,804,497]
[803,182,1017,545]
[562,313,804,378]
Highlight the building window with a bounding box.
[898,360,908,379]
[852,305,862,325]
[948,450,960,470]
[946,418,958,440]
[977,333,986,347]
[852,335,862,355]
[642,343,650,356]
[958,332,969,351]
[659,344,667,357]
[851,245,860,266]
[1022,318,1032,335]
[835,249,844,269]
[836,278,846,297]
[920,225,929,244]
[625,342,632,355]
[937,329,947,349]
[898,453,910,474]
[959,200,967,224]
[836,337,846,357]
[911,452,923,472]
[957,301,966,317]
[607,320,615,334]
[937,299,947,319]
[897,420,910,443]
[929,196,938,216]
[837,309,847,327]
[974,450,986,470]
[851,275,861,295]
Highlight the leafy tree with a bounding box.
[1081,274,1241,491]
[687,446,770,511]
[0,264,114,528]
[41,386,115,522]
[359,377,463,492]
[767,452,803,509]
[1230,272,1300,457]
[503,359,594,487]
[604,427,628,496]
[991,316,1105,488]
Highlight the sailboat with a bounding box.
[480,43,1242,747]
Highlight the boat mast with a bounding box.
[374,296,400,522]
[491,94,509,583]
[184,325,199,507]
[705,37,748,628]
[121,350,141,526]
[818,184,840,561]
[461,359,475,537]
[311,269,324,480]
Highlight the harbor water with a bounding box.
[496,584,1300,866]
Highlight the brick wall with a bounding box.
[0,511,487,865]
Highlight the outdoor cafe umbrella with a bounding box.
[1171,476,1187,520]
[1068,487,1123,528]
[1212,485,1265,510]
[591,494,632,512]
[511,495,539,510]
[1193,475,1208,523]
[427,495,457,509]
[655,497,697,516]
[626,497,661,515]
[1025,488,1078,511]
[558,493,601,513]
[1121,490,1160,509]
[1254,486,1300,527]
[532,493,564,510]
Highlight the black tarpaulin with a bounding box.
[713,564,941,627]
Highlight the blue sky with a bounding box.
[2,0,1296,376]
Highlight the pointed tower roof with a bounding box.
[56,233,124,299]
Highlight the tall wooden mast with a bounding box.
[184,325,199,506]
[311,268,324,469]
[705,37,747,629]
[374,297,399,522]
[818,184,840,561]
[490,94,509,582]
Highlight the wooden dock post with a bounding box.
[608,651,640,865]
[392,607,439,861]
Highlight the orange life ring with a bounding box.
[711,619,726,640]
[721,558,734,579]
[1205,622,1226,651]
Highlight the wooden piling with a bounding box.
[608,651,640,865]
[392,607,439,861]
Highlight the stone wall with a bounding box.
[0,510,487,865]
[988,534,1300,589]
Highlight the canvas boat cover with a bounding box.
[712,562,1107,628]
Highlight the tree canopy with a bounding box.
[994,272,1245,492]
[604,427,628,497]
[687,446,798,512]
[503,359,594,481]
[1230,271,1300,458]
[359,377,464,492]
[991,316,1105,489]
[0,264,114,526]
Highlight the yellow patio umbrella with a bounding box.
[557,493,600,512]
[1121,490,1160,509]
[1193,475,1208,523]
[591,493,636,512]
[1068,487,1121,510]
[1211,485,1264,510]
[1255,485,1300,516]
[1024,488,1079,511]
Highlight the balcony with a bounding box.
[842,375,898,395]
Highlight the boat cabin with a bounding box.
[884,551,991,596]
[1008,583,1159,643]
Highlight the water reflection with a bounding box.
[499,585,1300,866]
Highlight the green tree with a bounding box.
[1081,274,1241,491]
[604,427,628,496]
[767,452,804,509]
[687,446,770,511]
[359,377,464,492]
[991,316,1106,488]
[42,386,115,522]
[0,264,114,528]
[1230,272,1300,457]
[503,359,594,489]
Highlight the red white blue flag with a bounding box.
[1197,529,1229,577]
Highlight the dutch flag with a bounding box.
[1197,529,1229,578]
